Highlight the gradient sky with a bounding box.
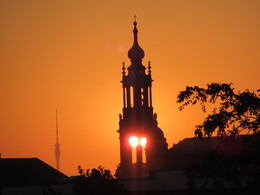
[1,0,259,176]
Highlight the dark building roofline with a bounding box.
[0,158,68,187]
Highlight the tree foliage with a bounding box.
[177,83,260,138]
[177,83,260,192]
[73,166,128,195]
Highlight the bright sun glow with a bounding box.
[140,137,147,146]
[129,136,138,147]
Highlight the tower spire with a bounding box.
[127,16,145,62]
[55,109,61,171]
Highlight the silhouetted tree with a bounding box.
[73,166,128,195]
[177,82,260,138]
[177,83,260,193]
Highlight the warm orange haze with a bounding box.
[0,0,259,176]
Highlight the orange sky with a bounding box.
[1,0,259,176]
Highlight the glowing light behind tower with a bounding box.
[129,136,139,147]
[129,136,147,163]
[140,137,147,163]
[129,136,138,163]
[140,137,147,146]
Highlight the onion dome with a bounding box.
[128,20,145,61]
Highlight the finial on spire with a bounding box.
[133,15,137,32]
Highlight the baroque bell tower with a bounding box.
[116,19,168,179]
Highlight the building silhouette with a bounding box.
[55,109,60,171]
[0,158,67,189]
[116,19,169,179]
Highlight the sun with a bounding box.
[140,137,147,146]
[129,136,138,147]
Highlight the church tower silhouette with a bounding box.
[116,19,168,179]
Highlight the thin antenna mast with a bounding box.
[56,109,59,144]
[55,109,61,171]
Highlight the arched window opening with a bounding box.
[141,88,144,106]
[130,86,134,108]
[148,86,152,107]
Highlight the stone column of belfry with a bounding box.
[136,145,142,165]
[116,19,169,179]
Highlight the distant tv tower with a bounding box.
[55,109,61,171]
